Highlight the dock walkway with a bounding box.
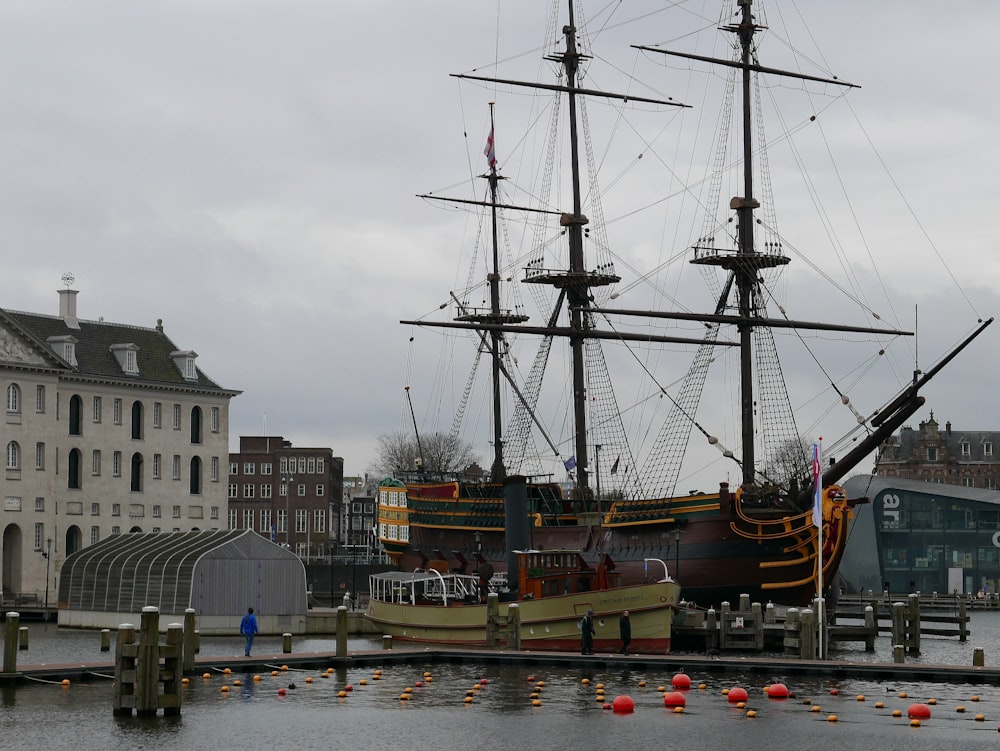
[6,646,1000,687]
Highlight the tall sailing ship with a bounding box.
[376,0,991,607]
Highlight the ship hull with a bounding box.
[382,481,855,608]
[365,579,679,653]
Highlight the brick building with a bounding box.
[228,436,343,560]
[875,412,999,490]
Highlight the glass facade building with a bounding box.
[840,476,1000,597]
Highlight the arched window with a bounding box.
[131,452,144,492]
[189,456,202,495]
[131,401,144,440]
[69,394,83,435]
[68,448,82,488]
[190,406,203,445]
[6,384,20,413]
[5,441,19,469]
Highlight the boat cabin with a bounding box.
[515,549,619,599]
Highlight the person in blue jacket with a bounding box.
[240,607,259,656]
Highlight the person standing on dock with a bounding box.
[619,611,631,655]
[240,607,259,656]
[580,610,596,655]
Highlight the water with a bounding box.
[4,615,1000,749]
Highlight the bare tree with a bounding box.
[370,431,480,478]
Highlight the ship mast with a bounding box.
[559,2,592,493]
[486,104,506,480]
[419,0,687,499]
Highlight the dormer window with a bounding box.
[170,350,198,381]
[47,335,78,366]
[110,343,140,375]
[985,443,994,457]
[961,442,971,457]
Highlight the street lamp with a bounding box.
[42,538,52,613]
[282,475,295,549]
[594,443,602,513]
[674,528,681,581]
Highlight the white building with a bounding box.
[1,289,239,604]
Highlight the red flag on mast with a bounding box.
[484,128,496,168]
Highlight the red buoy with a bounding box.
[908,703,932,719]
[829,688,839,696]
[671,672,692,689]
[663,691,687,708]
[612,695,636,714]
[727,687,748,703]
[767,683,789,699]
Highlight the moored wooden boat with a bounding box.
[365,549,680,653]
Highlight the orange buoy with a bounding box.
[203,673,212,680]
[612,695,635,714]
[767,683,789,699]
[727,687,748,703]
[220,686,229,693]
[672,673,692,690]
[338,690,347,698]
[908,703,932,720]
[305,677,313,684]
[663,691,687,708]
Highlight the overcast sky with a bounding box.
[3,1,997,485]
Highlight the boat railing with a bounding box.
[643,558,673,583]
[419,569,482,606]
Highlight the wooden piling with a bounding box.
[113,612,183,718]
[973,647,985,667]
[382,634,393,650]
[336,606,348,657]
[135,607,160,717]
[891,602,906,649]
[112,623,137,716]
[907,594,921,654]
[282,633,292,654]
[864,606,876,651]
[101,628,111,652]
[182,609,196,672]
[161,624,183,717]
[18,626,28,651]
[893,644,905,663]
[506,603,521,650]
[958,600,968,642]
[485,592,499,649]
[783,608,801,658]
[799,608,816,660]
[3,612,19,674]
[705,607,718,651]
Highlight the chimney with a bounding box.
[58,289,80,329]
[946,421,952,435]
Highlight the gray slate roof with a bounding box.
[3,309,235,393]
